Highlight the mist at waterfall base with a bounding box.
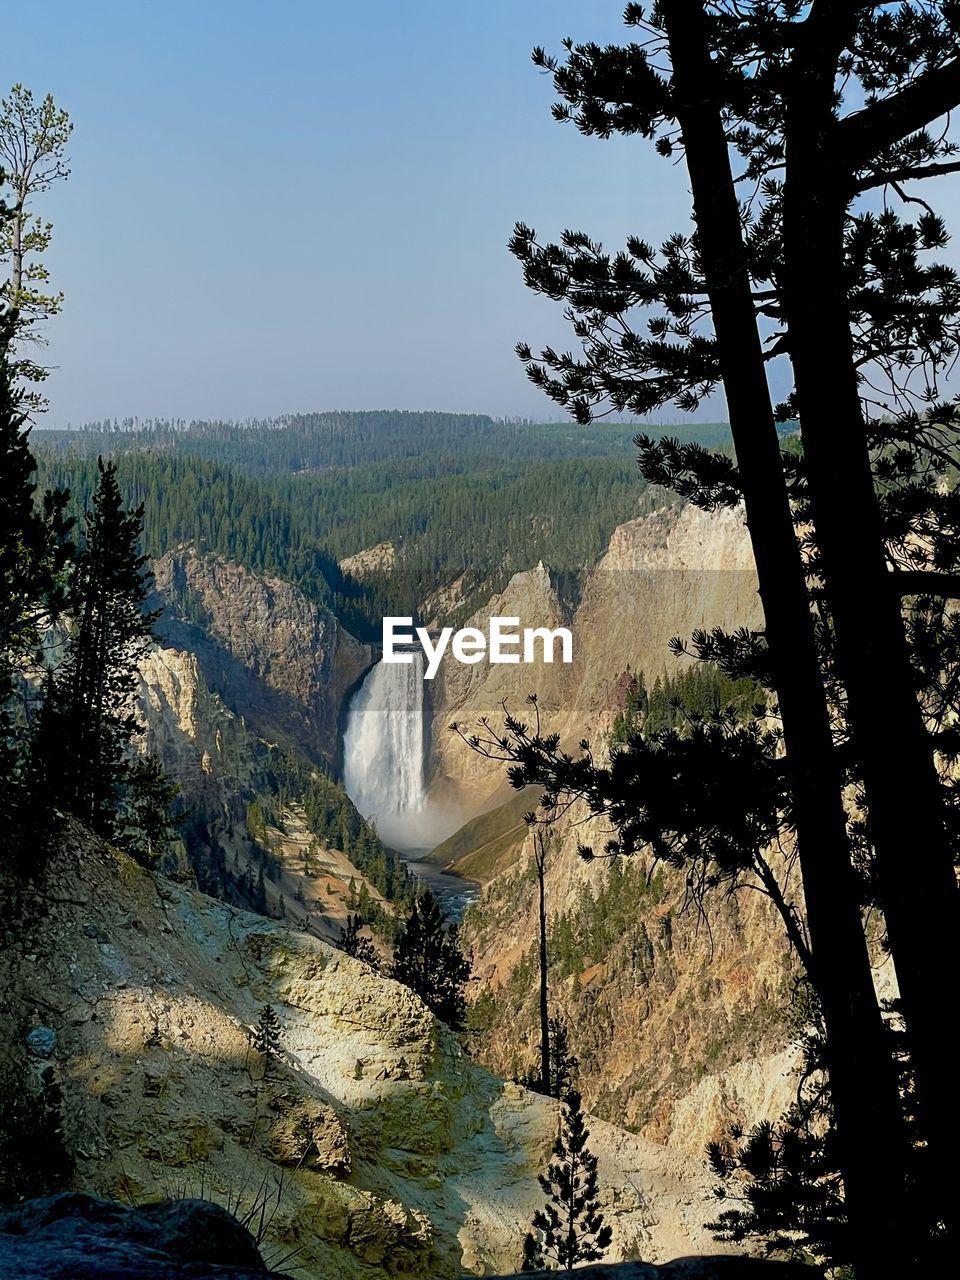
[342,654,466,873]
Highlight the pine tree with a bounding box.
[389,889,470,1031]
[520,1231,543,1274]
[40,458,161,840]
[114,755,181,868]
[250,1004,282,1076]
[488,5,960,1268]
[534,833,550,1097]
[0,86,72,401]
[337,913,379,970]
[0,286,71,862]
[525,1090,612,1271]
[546,1016,578,1102]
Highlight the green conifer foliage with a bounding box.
[389,889,470,1031]
[337,913,379,970]
[524,1089,612,1271]
[114,755,181,867]
[251,1004,283,1076]
[546,1016,578,1102]
[0,292,71,862]
[37,458,174,857]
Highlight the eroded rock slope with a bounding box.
[3,827,747,1279]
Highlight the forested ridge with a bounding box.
[35,409,740,469]
[31,412,749,634]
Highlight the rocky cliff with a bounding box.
[430,502,761,807]
[2,827,753,1279]
[134,508,800,1228]
[137,644,395,948]
[463,814,801,1155]
[138,646,257,818]
[429,503,803,1159]
[152,549,374,766]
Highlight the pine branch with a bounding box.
[839,57,960,167]
[855,158,960,192]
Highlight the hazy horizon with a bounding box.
[33,407,722,431]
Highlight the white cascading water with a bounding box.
[343,654,429,850]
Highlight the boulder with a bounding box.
[24,1027,57,1059]
[0,1192,273,1279]
[269,1096,351,1175]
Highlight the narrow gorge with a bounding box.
[133,496,814,1198]
[2,480,822,1279]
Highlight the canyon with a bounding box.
[119,496,813,1266]
[0,491,826,1278]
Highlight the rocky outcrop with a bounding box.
[464,813,801,1153]
[339,542,396,577]
[1,825,757,1279]
[138,647,255,812]
[152,549,373,765]
[0,1194,272,1279]
[430,503,760,805]
[137,647,393,949]
[429,561,576,804]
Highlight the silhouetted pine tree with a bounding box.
[0,297,72,863]
[114,755,181,868]
[523,1090,612,1271]
[389,889,469,1031]
[534,832,550,1096]
[337,913,379,970]
[546,1016,578,1102]
[489,4,960,1269]
[38,458,164,847]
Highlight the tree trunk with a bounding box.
[535,833,551,1095]
[666,6,909,1276]
[10,192,25,302]
[782,28,960,1249]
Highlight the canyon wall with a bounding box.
[430,503,804,1159]
[3,828,748,1279]
[430,502,761,807]
[152,549,374,766]
[140,512,803,1173]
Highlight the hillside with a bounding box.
[425,502,805,1150]
[130,490,803,1165]
[1,825,744,1278]
[429,501,762,806]
[31,416,750,636]
[138,599,409,932]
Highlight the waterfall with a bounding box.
[343,654,428,849]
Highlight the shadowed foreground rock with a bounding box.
[496,1261,821,1279]
[0,1194,824,1280]
[0,1193,276,1279]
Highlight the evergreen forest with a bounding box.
[31,414,754,637]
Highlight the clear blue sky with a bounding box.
[7,1,705,426]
